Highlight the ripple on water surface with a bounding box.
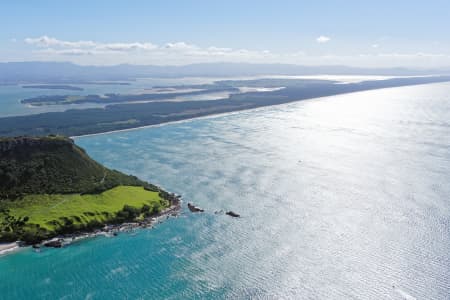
[1,82,450,299]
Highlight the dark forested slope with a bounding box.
[0,136,155,199]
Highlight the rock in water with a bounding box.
[44,240,62,248]
[187,203,204,213]
[226,211,240,218]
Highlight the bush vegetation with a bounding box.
[0,186,168,244]
[0,136,172,244]
[0,136,158,199]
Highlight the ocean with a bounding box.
[1,82,450,299]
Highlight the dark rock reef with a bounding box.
[187,203,204,213]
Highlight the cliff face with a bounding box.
[0,136,153,199]
[0,136,75,157]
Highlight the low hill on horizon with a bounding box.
[1,61,448,84]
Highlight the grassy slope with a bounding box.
[0,136,157,199]
[0,186,167,231]
[0,136,175,244]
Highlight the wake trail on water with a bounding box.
[393,286,417,300]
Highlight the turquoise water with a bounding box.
[0,77,225,117]
[1,82,450,299]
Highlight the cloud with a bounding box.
[316,36,331,43]
[25,35,96,48]
[21,35,450,68]
[36,48,95,56]
[25,35,158,52]
[207,46,233,52]
[97,42,157,51]
[164,42,198,50]
[372,44,379,48]
[24,36,275,62]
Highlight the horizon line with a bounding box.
[1,60,450,71]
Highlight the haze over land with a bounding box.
[1,61,450,85]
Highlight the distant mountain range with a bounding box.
[1,61,449,84]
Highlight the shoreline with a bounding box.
[2,76,450,138]
[70,86,396,139]
[0,242,20,256]
[70,79,450,139]
[0,199,182,258]
[71,110,245,139]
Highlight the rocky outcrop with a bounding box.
[187,203,204,213]
[226,211,240,218]
[44,240,63,248]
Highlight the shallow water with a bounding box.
[1,82,450,299]
[0,75,393,117]
[0,77,231,117]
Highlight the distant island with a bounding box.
[22,85,84,91]
[0,136,180,245]
[1,76,450,137]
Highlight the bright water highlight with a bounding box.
[1,82,450,299]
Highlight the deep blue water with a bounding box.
[1,82,450,299]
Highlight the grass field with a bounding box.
[0,186,168,231]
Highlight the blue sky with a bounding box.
[1,0,450,67]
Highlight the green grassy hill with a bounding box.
[0,135,157,199]
[0,136,174,244]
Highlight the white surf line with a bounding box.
[70,86,393,139]
[71,110,247,139]
[0,243,19,256]
[71,78,450,140]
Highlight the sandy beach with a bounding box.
[71,110,243,139]
[0,242,19,255]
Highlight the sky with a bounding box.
[1,0,450,68]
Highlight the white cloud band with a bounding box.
[22,35,450,68]
[316,36,331,43]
